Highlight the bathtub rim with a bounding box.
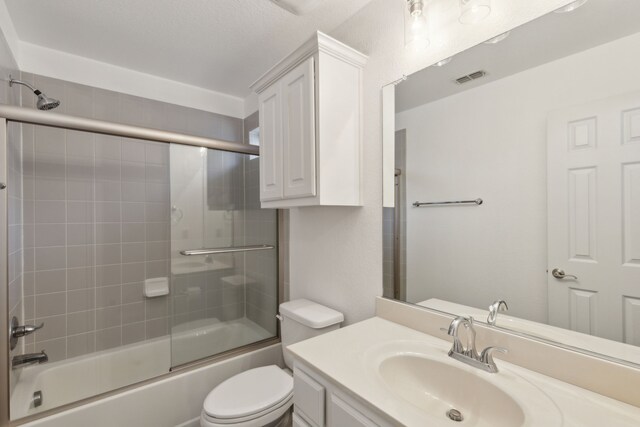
[6,336,280,426]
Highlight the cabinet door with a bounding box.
[329,393,378,427]
[258,82,283,201]
[282,56,317,199]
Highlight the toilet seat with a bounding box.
[201,365,293,426]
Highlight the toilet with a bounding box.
[200,299,344,427]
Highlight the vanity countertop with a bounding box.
[287,317,640,427]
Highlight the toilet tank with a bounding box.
[279,299,344,369]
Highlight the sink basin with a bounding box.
[366,340,562,426]
[379,355,524,426]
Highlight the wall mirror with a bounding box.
[382,0,640,366]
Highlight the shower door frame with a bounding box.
[0,105,284,427]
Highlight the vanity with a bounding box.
[287,298,640,427]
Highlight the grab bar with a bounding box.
[413,198,483,207]
[180,245,275,256]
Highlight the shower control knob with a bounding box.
[12,320,45,338]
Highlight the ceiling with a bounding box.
[4,0,373,98]
[396,0,640,112]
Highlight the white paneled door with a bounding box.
[548,92,640,344]
[258,82,283,201]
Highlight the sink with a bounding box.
[379,355,524,426]
[367,341,562,426]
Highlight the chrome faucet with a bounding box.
[447,316,507,373]
[12,350,48,369]
[487,300,508,326]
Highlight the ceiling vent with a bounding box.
[270,0,324,15]
[455,70,487,85]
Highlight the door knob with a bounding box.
[551,268,577,280]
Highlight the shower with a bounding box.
[8,75,60,110]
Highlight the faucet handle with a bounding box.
[480,346,508,365]
[487,300,508,325]
[12,321,45,338]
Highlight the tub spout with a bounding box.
[12,350,48,369]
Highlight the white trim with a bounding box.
[17,42,245,118]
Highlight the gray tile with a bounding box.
[67,289,95,313]
[122,302,145,324]
[23,296,35,319]
[35,246,66,271]
[67,180,94,201]
[34,153,66,179]
[66,156,94,180]
[36,337,66,362]
[67,245,94,268]
[34,314,66,342]
[122,243,145,263]
[145,182,169,202]
[122,203,145,222]
[95,327,121,351]
[145,317,168,339]
[145,143,168,165]
[34,201,65,223]
[122,322,145,345]
[122,282,144,303]
[67,310,95,335]
[34,223,66,247]
[95,158,121,181]
[122,263,145,284]
[34,269,66,294]
[145,163,168,183]
[145,298,168,319]
[35,178,66,200]
[95,180,121,201]
[95,202,121,222]
[145,222,169,242]
[146,241,168,261]
[67,201,94,223]
[67,224,94,245]
[96,244,121,266]
[96,306,121,329]
[145,202,169,222]
[35,292,66,317]
[96,223,121,244]
[95,135,121,160]
[96,285,121,308]
[122,161,146,182]
[93,89,120,122]
[122,140,146,162]
[66,131,94,159]
[67,332,95,358]
[35,126,65,155]
[96,264,122,287]
[65,83,93,118]
[146,260,168,279]
[23,272,35,295]
[121,181,145,202]
[122,223,145,242]
[67,267,95,290]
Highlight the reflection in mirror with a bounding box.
[383,0,640,365]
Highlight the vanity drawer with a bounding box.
[293,412,313,427]
[329,393,378,427]
[294,367,325,426]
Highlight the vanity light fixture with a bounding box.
[459,0,491,24]
[434,57,453,67]
[484,31,510,44]
[554,0,588,13]
[405,0,430,50]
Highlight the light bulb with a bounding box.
[405,1,430,50]
[433,57,453,67]
[554,0,588,13]
[459,0,491,24]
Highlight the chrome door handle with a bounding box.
[551,268,577,280]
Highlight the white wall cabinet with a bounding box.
[293,363,395,427]
[251,32,367,208]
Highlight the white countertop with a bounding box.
[288,317,640,427]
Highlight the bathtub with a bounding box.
[11,317,273,420]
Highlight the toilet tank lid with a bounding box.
[279,299,344,328]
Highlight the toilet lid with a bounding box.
[203,365,293,419]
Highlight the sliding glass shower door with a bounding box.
[169,145,278,367]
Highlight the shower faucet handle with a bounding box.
[12,321,45,338]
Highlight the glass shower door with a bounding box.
[169,145,277,367]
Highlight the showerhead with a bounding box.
[8,75,61,111]
[35,92,61,111]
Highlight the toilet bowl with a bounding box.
[201,299,343,427]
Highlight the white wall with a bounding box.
[289,0,571,324]
[396,31,640,322]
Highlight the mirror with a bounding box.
[382,0,640,365]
